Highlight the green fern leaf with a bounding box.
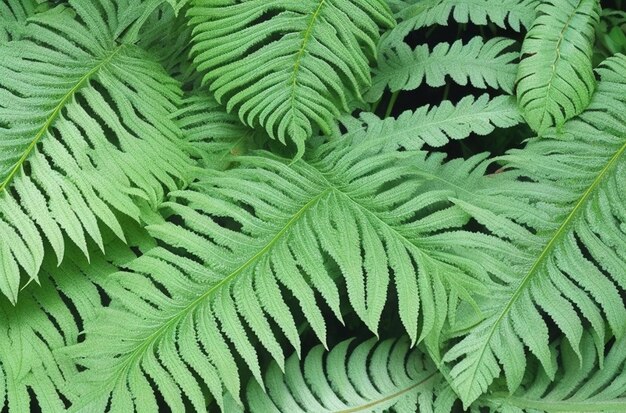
[343,94,522,149]
[0,0,48,43]
[68,130,503,411]
[516,0,600,133]
[367,37,519,102]
[246,337,447,412]
[444,54,626,407]
[382,0,539,51]
[188,0,395,154]
[0,1,192,302]
[0,228,150,412]
[173,92,259,169]
[484,332,626,412]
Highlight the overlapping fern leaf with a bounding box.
[366,0,528,138]
[483,332,626,412]
[173,92,260,169]
[245,336,453,412]
[381,0,539,52]
[516,0,600,133]
[67,127,516,411]
[0,0,192,302]
[443,53,626,406]
[367,37,519,102]
[188,0,395,154]
[339,94,522,149]
[0,0,48,43]
[0,224,152,412]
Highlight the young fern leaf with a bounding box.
[69,134,503,412]
[484,332,626,412]
[246,337,449,413]
[342,94,522,149]
[516,0,600,133]
[0,1,192,302]
[367,37,519,103]
[188,0,395,155]
[443,54,626,407]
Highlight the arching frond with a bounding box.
[367,37,518,102]
[483,332,626,412]
[0,1,192,302]
[443,54,626,407]
[188,0,395,154]
[68,129,509,411]
[516,0,600,133]
[341,94,522,149]
[246,337,451,413]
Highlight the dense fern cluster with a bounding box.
[0,0,625,412]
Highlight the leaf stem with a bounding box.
[385,91,399,118]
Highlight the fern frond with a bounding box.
[0,1,192,302]
[0,228,150,412]
[173,93,258,169]
[367,37,518,102]
[382,0,539,51]
[246,337,450,413]
[484,332,626,412]
[188,0,395,154]
[135,4,197,83]
[0,0,47,43]
[516,0,600,133]
[342,94,522,149]
[443,54,626,406]
[69,130,505,411]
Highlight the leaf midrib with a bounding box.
[462,138,626,399]
[337,371,438,413]
[0,45,123,195]
[288,0,325,126]
[536,0,585,128]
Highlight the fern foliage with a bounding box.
[68,131,513,411]
[0,1,191,301]
[0,0,46,43]
[367,37,518,102]
[341,94,522,149]
[381,0,539,52]
[516,0,600,133]
[188,0,395,154]
[444,53,626,407]
[0,227,151,412]
[0,0,625,412]
[246,337,447,412]
[484,332,626,412]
